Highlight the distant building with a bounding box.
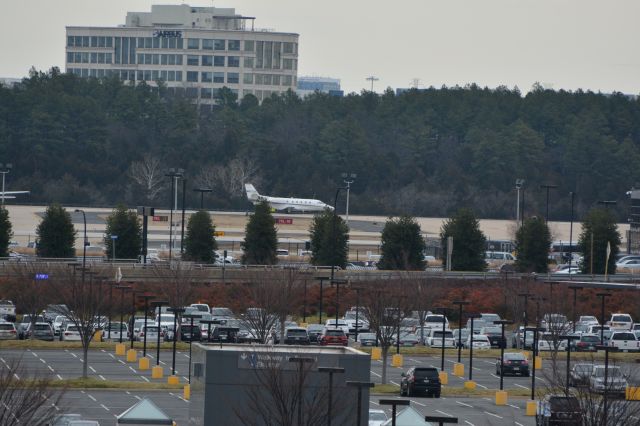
[0,78,21,87]
[65,4,299,104]
[297,76,342,97]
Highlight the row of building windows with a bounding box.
[67,52,113,64]
[67,36,114,48]
[67,68,296,87]
[186,55,240,67]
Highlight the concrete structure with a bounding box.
[297,76,343,97]
[189,343,371,425]
[65,4,299,104]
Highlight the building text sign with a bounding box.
[153,30,182,38]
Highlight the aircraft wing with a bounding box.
[0,191,29,195]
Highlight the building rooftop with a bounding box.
[196,343,367,356]
[125,4,256,31]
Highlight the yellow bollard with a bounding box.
[183,384,191,400]
[453,363,464,377]
[151,365,164,379]
[439,371,448,385]
[534,356,542,370]
[94,330,103,342]
[495,390,508,406]
[138,357,150,370]
[167,375,180,385]
[525,400,537,416]
[391,354,403,368]
[115,343,126,356]
[371,347,382,361]
[626,386,640,401]
[464,380,476,390]
[126,349,137,363]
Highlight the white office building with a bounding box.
[65,4,299,104]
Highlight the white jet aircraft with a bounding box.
[244,184,333,213]
[0,190,29,203]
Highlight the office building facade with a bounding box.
[65,4,299,104]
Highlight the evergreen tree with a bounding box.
[309,209,349,268]
[242,201,278,265]
[0,207,12,257]
[103,204,142,260]
[578,208,621,274]
[378,215,426,270]
[440,208,487,271]
[183,210,217,263]
[515,216,551,273]
[36,204,76,258]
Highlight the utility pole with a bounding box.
[341,173,356,226]
[365,76,379,92]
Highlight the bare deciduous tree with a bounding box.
[128,155,166,202]
[196,157,261,200]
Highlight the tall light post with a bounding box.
[452,301,469,364]
[193,187,212,210]
[315,276,329,325]
[318,366,345,426]
[329,187,346,288]
[515,179,525,227]
[341,173,356,226]
[151,300,169,366]
[494,320,513,391]
[167,307,185,379]
[467,313,481,384]
[165,168,184,261]
[115,285,131,344]
[129,290,141,349]
[0,163,12,205]
[596,292,612,345]
[540,184,558,224]
[517,293,531,349]
[434,307,450,372]
[379,399,409,426]
[568,192,576,276]
[184,313,202,384]
[561,334,580,395]
[346,381,374,426]
[596,344,614,424]
[568,286,583,332]
[331,279,347,328]
[351,286,364,343]
[138,294,155,357]
[288,357,315,425]
[74,209,88,283]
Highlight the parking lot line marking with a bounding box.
[135,395,142,400]
[39,358,46,364]
[118,360,125,365]
[515,422,524,426]
[129,366,137,373]
[88,394,97,402]
[476,384,488,389]
[71,353,78,358]
[109,354,115,359]
[482,360,494,365]
[456,401,473,408]
[472,367,481,371]
[31,351,38,357]
[370,401,379,406]
[141,376,150,382]
[56,374,63,380]
[48,366,54,372]
[484,411,503,419]
[159,361,166,365]
[409,358,422,363]
[51,403,59,411]
[13,373,19,380]
[410,400,426,407]
[482,397,490,401]
[464,421,475,426]
[100,404,110,411]
[514,384,528,390]
[370,370,382,378]
[99,375,107,381]
[508,404,520,409]
[390,381,400,386]
[182,376,189,382]
[89,366,96,373]
[435,410,453,417]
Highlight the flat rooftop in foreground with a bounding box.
[196,342,366,355]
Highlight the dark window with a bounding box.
[413,368,439,379]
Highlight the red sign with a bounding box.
[275,218,293,225]
[153,216,168,222]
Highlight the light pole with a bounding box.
[561,334,579,395]
[568,192,575,276]
[184,313,202,383]
[494,320,513,391]
[467,313,481,383]
[165,168,184,261]
[329,187,346,289]
[318,366,345,426]
[74,209,88,283]
[139,295,155,357]
[346,381,374,426]
[289,357,315,425]
[452,301,469,363]
[115,285,131,344]
[129,290,141,349]
[517,293,531,349]
[151,300,169,366]
[110,235,118,263]
[568,286,583,332]
[596,292,611,345]
[351,287,364,343]
[540,184,558,224]
[193,187,212,210]
[515,179,525,227]
[315,276,329,324]
[596,344,614,425]
[332,279,347,328]
[379,399,410,426]
[435,307,450,372]
[0,163,12,205]
[341,173,356,226]
[167,307,185,378]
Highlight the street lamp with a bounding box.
[329,187,347,289]
[341,172,357,226]
[0,163,14,205]
[560,334,580,395]
[115,285,131,344]
[289,357,315,425]
[596,344,615,425]
[515,179,525,227]
[167,307,185,378]
[379,399,410,426]
[331,279,347,329]
[540,184,558,224]
[466,313,482,384]
[315,276,330,325]
[568,192,576,277]
[129,290,141,349]
[517,293,531,349]
[165,168,184,261]
[494,320,513,391]
[138,294,155,357]
[452,301,469,364]
[346,381,374,426]
[193,187,212,210]
[184,313,202,384]
[350,286,364,343]
[596,293,612,345]
[424,416,459,426]
[434,307,451,373]
[318,366,345,426]
[525,325,544,403]
[74,209,88,282]
[568,286,583,332]
[151,300,169,366]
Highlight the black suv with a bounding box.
[400,367,441,397]
[536,395,581,426]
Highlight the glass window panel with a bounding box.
[122,37,129,64]
[152,54,159,65]
[243,73,253,84]
[244,40,254,52]
[201,88,212,99]
[254,74,263,85]
[152,38,160,48]
[202,56,213,66]
[272,75,280,85]
[81,68,89,77]
[176,55,183,65]
[81,52,89,63]
[105,53,112,63]
[98,69,105,78]
[186,87,198,98]
[145,38,152,48]
[283,59,292,70]
[98,53,105,63]
[244,57,254,68]
[214,56,225,67]
[263,74,272,85]
[67,36,74,47]
[74,36,82,46]
[168,70,175,81]
[91,36,98,47]
[144,54,152,65]
[256,41,263,68]
[187,55,199,66]
[74,52,81,63]
[202,39,213,50]
[137,70,143,81]
[67,52,74,63]
[227,72,239,84]
[176,71,182,81]
[214,39,225,50]
[106,37,113,48]
[168,55,175,65]
[187,71,198,82]
[227,56,240,67]
[138,54,144,64]
[228,40,240,51]
[144,70,152,81]
[91,52,97,63]
[160,70,168,81]
[129,37,136,64]
[283,42,293,54]
[161,54,168,65]
[98,37,106,47]
[201,72,213,83]
[169,37,177,49]
[152,70,159,80]
[282,75,292,86]
[213,72,224,83]
[114,38,121,64]
[137,37,145,48]
[82,36,90,47]
[264,42,272,69]
[161,38,169,49]
[273,42,281,69]
[188,38,200,49]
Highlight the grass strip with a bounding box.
[48,377,184,390]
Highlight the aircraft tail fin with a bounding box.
[245,184,260,202]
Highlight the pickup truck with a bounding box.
[608,331,640,352]
[0,300,16,321]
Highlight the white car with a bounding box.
[138,325,163,342]
[578,316,599,327]
[465,334,491,349]
[52,315,68,335]
[190,303,210,314]
[538,333,567,351]
[104,322,128,341]
[426,329,456,348]
[368,409,389,426]
[62,324,82,341]
[616,259,640,270]
[325,319,349,336]
[608,313,633,330]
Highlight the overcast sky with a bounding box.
[2,0,639,94]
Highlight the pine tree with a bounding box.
[309,209,349,268]
[578,208,621,274]
[36,204,76,258]
[440,208,487,271]
[103,204,142,260]
[242,201,278,265]
[183,210,217,263]
[0,207,12,258]
[378,215,426,270]
[515,216,551,273]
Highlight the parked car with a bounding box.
[535,395,581,426]
[542,314,571,334]
[538,333,567,352]
[17,315,45,339]
[0,322,18,340]
[52,315,69,336]
[395,333,420,347]
[357,332,378,346]
[26,322,54,341]
[61,324,82,341]
[577,315,599,327]
[608,313,633,330]
[283,327,310,345]
[0,300,16,322]
[589,365,628,394]
[466,313,501,332]
[400,367,441,397]
[608,331,639,352]
[368,409,389,426]
[453,328,469,348]
[480,326,506,348]
[209,325,240,343]
[554,267,580,275]
[189,303,210,314]
[616,258,640,270]
[495,352,530,376]
[424,314,449,331]
[511,327,535,349]
[307,324,324,344]
[138,325,163,342]
[210,307,234,323]
[569,363,593,387]
[325,319,349,336]
[464,334,491,349]
[177,324,202,342]
[319,328,348,346]
[104,322,128,341]
[572,334,600,352]
[43,305,69,323]
[426,329,456,348]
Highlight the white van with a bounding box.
[485,251,516,261]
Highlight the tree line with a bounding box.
[1,68,639,219]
